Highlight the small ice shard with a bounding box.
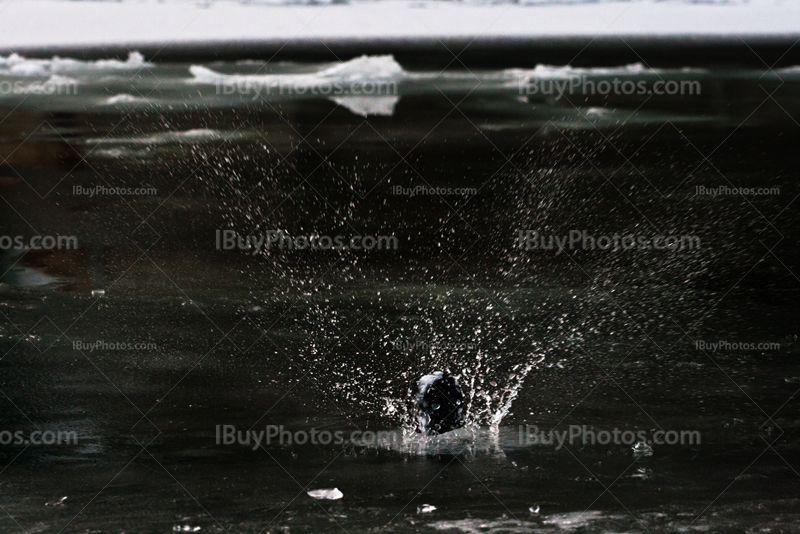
[632,441,653,457]
[409,371,465,435]
[307,488,343,500]
[105,94,146,105]
[631,467,652,479]
[45,496,67,507]
[529,505,540,514]
[417,504,437,513]
[91,289,105,298]
[331,95,399,117]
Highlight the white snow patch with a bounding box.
[1,1,797,50]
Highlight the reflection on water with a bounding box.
[0,250,64,287]
[0,55,798,533]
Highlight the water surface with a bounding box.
[0,54,798,533]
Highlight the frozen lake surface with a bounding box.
[1,0,799,51]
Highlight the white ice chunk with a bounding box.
[307,488,343,500]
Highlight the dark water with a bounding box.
[0,56,799,533]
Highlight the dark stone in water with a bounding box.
[409,371,465,435]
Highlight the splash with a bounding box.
[374,350,546,455]
[463,354,546,434]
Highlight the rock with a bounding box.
[409,371,465,435]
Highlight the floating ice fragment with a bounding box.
[190,55,405,117]
[45,496,67,507]
[0,52,150,76]
[91,289,105,298]
[317,55,405,81]
[307,488,343,500]
[418,504,437,513]
[631,467,653,480]
[632,441,653,457]
[105,94,147,105]
[190,55,404,86]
